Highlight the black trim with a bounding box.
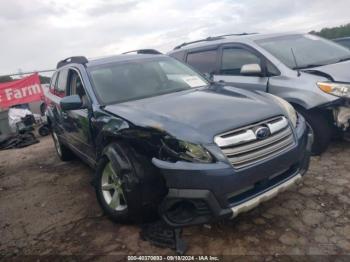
[173,33,257,50]
[302,69,334,81]
[122,49,162,55]
[57,56,89,69]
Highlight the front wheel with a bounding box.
[95,142,165,224]
[95,157,130,223]
[297,109,332,155]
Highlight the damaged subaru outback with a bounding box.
[46,52,312,227]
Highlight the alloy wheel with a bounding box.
[101,162,127,211]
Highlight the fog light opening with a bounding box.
[165,200,196,224]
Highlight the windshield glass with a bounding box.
[256,34,350,69]
[88,57,208,104]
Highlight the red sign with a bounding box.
[0,73,43,109]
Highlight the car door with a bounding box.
[62,68,95,162]
[213,44,269,92]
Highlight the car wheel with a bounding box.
[95,142,165,223]
[52,131,74,161]
[297,109,332,155]
[95,157,130,223]
[38,125,50,136]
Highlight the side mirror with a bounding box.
[240,64,262,76]
[60,95,83,111]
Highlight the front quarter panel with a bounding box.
[92,108,131,159]
[268,72,339,109]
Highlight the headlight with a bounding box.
[268,94,298,128]
[317,82,350,98]
[159,138,213,163]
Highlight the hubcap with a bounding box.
[52,132,62,157]
[101,162,127,211]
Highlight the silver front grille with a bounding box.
[214,116,295,169]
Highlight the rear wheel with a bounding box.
[52,131,74,161]
[38,125,50,136]
[297,109,332,155]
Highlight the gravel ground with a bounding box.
[1,136,350,259]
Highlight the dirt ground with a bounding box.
[1,136,350,259]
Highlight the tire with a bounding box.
[52,131,75,161]
[38,125,50,136]
[95,142,165,224]
[297,109,332,155]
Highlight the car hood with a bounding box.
[307,60,350,82]
[103,86,284,144]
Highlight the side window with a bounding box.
[170,51,185,62]
[221,48,261,76]
[56,68,68,97]
[266,61,280,76]
[50,72,58,92]
[68,69,89,107]
[186,49,218,74]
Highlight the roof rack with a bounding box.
[56,56,88,69]
[122,49,162,55]
[173,33,257,50]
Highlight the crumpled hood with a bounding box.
[309,60,350,82]
[104,86,284,144]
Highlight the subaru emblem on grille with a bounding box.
[255,126,271,140]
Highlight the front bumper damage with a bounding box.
[320,98,350,131]
[334,105,350,131]
[152,117,313,227]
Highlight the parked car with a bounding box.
[169,33,350,154]
[46,53,312,227]
[333,37,350,49]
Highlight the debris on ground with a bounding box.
[140,220,188,255]
[1,137,350,256]
[0,133,39,150]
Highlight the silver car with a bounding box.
[334,37,350,49]
[169,33,350,154]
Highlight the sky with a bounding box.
[0,0,349,76]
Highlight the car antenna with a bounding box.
[291,48,301,77]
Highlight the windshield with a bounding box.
[88,57,208,104]
[256,34,350,69]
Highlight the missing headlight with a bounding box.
[159,138,213,163]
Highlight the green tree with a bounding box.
[39,75,51,84]
[311,23,350,39]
